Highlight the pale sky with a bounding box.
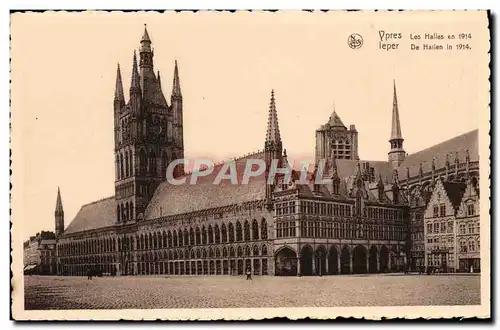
[11,11,488,239]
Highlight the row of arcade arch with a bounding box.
[275,244,405,276]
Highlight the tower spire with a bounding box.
[55,187,63,213]
[265,89,282,145]
[172,60,182,97]
[114,63,125,103]
[390,80,403,140]
[55,187,64,237]
[388,79,406,168]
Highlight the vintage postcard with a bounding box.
[11,10,490,320]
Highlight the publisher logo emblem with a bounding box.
[348,33,363,49]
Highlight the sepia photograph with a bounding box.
[10,10,490,320]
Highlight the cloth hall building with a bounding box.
[54,27,480,277]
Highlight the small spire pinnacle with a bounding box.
[390,79,403,141]
[377,172,384,187]
[141,23,151,43]
[328,103,346,128]
[157,70,162,90]
[131,50,141,91]
[114,63,125,102]
[265,89,281,144]
[393,168,399,184]
[330,150,339,179]
[172,60,182,97]
[55,187,63,213]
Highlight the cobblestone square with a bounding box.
[24,274,480,310]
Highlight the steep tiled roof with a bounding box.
[442,181,467,208]
[63,197,116,235]
[144,152,267,219]
[327,110,346,129]
[398,129,478,178]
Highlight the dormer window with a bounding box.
[467,204,475,216]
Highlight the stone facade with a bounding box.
[53,26,481,277]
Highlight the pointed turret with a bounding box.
[388,80,406,168]
[392,169,400,204]
[140,24,152,54]
[54,187,64,237]
[265,89,282,146]
[330,155,340,196]
[130,51,141,91]
[377,173,385,202]
[114,63,125,105]
[141,24,151,43]
[172,60,182,97]
[129,50,142,114]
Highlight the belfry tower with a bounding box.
[388,80,406,169]
[264,90,283,207]
[113,25,184,223]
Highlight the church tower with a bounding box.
[114,25,183,223]
[171,60,184,176]
[388,80,406,169]
[264,90,283,208]
[315,105,359,162]
[54,187,64,237]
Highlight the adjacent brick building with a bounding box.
[23,231,57,275]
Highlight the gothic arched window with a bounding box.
[208,225,214,244]
[236,221,243,241]
[129,150,134,176]
[189,228,195,246]
[195,227,201,245]
[139,149,147,174]
[129,202,134,220]
[149,151,157,176]
[202,227,207,245]
[221,223,227,243]
[120,153,124,179]
[244,220,251,241]
[252,219,259,240]
[125,150,129,177]
[116,154,121,180]
[228,223,235,242]
[167,231,172,248]
[172,230,178,247]
[253,245,259,256]
[214,224,220,244]
[261,219,268,239]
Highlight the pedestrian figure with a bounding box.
[246,268,252,280]
[87,267,92,280]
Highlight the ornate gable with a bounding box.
[456,178,480,219]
